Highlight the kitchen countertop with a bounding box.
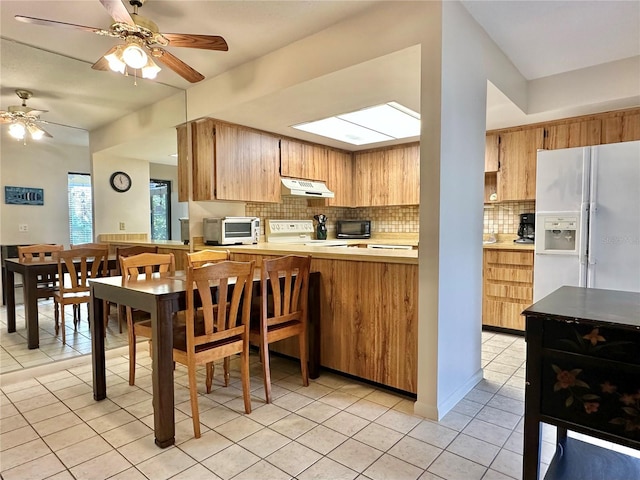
[196,242,419,265]
[483,241,534,251]
[482,233,535,251]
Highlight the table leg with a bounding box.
[91,287,107,401]
[523,318,543,480]
[308,272,320,379]
[151,300,175,448]
[23,271,40,349]
[6,269,16,333]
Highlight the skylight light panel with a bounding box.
[292,102,420,146]
[338,103,420,139]
[293,117,393,145]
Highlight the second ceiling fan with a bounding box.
[15,0,228,83]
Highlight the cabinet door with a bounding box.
[176,124,189,202]
[280,138,328,181]
[485,133,500,172]
[601,112,640,144]
[353,150,384,206]
[544,119,601,149]
[191,118,216,201]
[387,143,420,205]
[215,123,281,203]
[353,144,420,206]
[326,149,353,207]
[497,128,544,201]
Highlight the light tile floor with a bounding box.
[1,296,636,479]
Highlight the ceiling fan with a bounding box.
[0,90,52,142]
[15,0,228,83]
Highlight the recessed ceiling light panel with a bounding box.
[292,102,420,145]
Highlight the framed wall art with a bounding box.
[4,186,44,206]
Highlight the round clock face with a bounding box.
[110,171,132,193]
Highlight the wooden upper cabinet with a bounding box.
[325,149,353,207]
[544,119,601,149]
[497,128,544,201]
[353,143,419,206]
[280,138,328,181]
[215,123,280,203]
[387,143,420,205]
[189,119,280,203]
[601,112,640,144]
[176,124,189,202]
[485,133,500,172]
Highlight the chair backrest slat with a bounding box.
[187,249,230,268]
[57,247,109,293]
[120,253,175,280]
[115,245,159,275]
[187,260,254,348]
[18,244,64,261]
[262,255,311,326]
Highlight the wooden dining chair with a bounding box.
[120,252,175,386]
[17,244,64,301]
[250,255,311,403]
[175,260,255,438]
[186,249,232,384]
[70,242,110,324]
[53,247,109,345]
[111,245,159,333]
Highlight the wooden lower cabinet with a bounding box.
[482,249,534,331]
[231,252,419,393]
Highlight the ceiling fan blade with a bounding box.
[152,48,205,83]
[163,33,229,51]
[92,46,118,71]
[39,127,54,138]
[0,117,12,124]
[15,15,107,34]
[99,0,136,27]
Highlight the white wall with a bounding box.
[92,154,151,237]
[0,135,90,245]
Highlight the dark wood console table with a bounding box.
[523,286,640,479]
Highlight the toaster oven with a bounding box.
[203,217,260,245]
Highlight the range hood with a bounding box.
[281,177,334,198]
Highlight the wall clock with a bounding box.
[109,171,132,193]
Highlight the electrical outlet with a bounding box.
[119,222,125,231]
[19,224,28,232]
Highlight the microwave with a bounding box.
[203,217,260,245]
[336,219,371,239]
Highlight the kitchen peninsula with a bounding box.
[103,237,419,393]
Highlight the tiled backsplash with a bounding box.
[483,201,536,234]
[246,198,534,237]
[245,198,419,236]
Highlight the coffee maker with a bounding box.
[515,213,535,244]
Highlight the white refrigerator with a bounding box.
[533,140,640,302]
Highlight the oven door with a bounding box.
[222,218,255,243]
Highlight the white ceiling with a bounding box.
[1,0,639,158]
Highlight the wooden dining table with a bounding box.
[3,256,116,349]
[89,269,320,448]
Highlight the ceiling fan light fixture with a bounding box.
[122,37,148,69]
[141,56,161,79]
[27,123,45,140]
[105,45,126,74]
[9,121,26,140]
